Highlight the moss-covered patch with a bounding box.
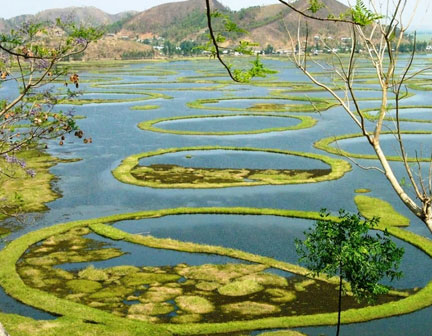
[196,281,220,291]
[218,279,264,297]
[0,146,63,221]
[122,272,180,286]
[176,264,268,284]
[140,286,183,302]
[171,313,202,324]
[239,273,288,287]
[266,289,297,303]
[138,113,317,136]
[175,296,215,314]
[130,105,160,110]
[78,266,109,281]
[221,301,281,316]
[113,146,351,189]
[294,279,316,292]
[355,188,371,193]
[354,195,410,227]
[66,279,103,293]
[128,302,175,316]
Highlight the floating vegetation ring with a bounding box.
[187,96,338,113]
[0,206,431,335]
[315,131,432,162]
[57,92,172,105]
[363,106,432,123]
[406,79,432,91]
[92,82,232,92]
[137,113,317,136]
[112,146,351,189]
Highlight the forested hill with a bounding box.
[0,0,351,48]
[119,0,351,48]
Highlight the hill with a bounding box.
[0,0,352,54]
[118,0,351,48]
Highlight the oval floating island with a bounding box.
[138,113,316,136]
[0,206,430,335]
[315,131,432,162]
[112,146,351,188]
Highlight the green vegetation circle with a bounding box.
[0,207,431,336]
[138,113,317,136]
[315,131,432,162]
[362,106,432,123]
[187,96,338,113]
[112,146,351,188]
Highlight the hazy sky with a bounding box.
[2,0,431,30]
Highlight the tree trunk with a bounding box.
[336,268,343,336]
[0,323,9,336]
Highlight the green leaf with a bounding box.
[308,0,325,14]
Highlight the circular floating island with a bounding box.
[138,113,316,136]
[0,207,430,335]
[187,96,338,113]
[112,146,351,188]
[315,131,432,161]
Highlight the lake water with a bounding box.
[1,57,432,335]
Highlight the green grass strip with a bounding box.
[137,113,317,136]
[354,195,410,227]
[112,146,351,189]
[314,131,432,162]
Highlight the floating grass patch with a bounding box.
[218,279,264,297]
[131,105,160,111]
[176,264,268,284]
[138,113,316,136]
[266,288,297,303]
[122,272,180,286]
[187,96,337,113]
[140,286,183,302]
[0,146,64,221]
[78,266,109,281]
[1,207,430,335]
[354,195,410,227]
[112,146,351,189]
[355,188,371,193]
[171,314,202,324]
[66,279,102,293]
[128,302,175,316]
[314,131,432,162]
[221,301,281,316]
[175,296,215,314]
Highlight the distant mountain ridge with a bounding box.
[0,0,351,50]
[1,6,137,29]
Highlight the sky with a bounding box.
[1,0,431,30]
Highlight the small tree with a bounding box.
[0,20,102,176]
[296,210,404,336]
